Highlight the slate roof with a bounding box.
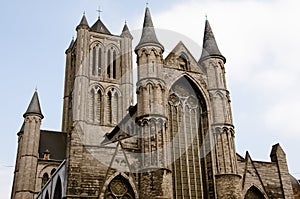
[135,7,164,51]
[76,14,89,30]
[121,23,133,39]
[23,91,44,118]
[38,130,67,161]
[200,19,225,63]
[90,18,111,35]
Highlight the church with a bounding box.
[11,5,300,199]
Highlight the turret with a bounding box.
[135,7,166,119]
[199,19,241,198]
[11,91,44,199]
[120,22,134,118]
[135,7,172,199]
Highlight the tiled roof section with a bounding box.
[200,19,225,63]
[135,7,164,52]
[76,14,89,30]
[121,23,133,39]
[90,18,111,35]
[39,130,67,161]
[23,91,44,118]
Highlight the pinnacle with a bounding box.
[200,19,225,63]
[76,14,89,30]
[23,90,44,119]
[135,7,164,52]
[121,22,133,39]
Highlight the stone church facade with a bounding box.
[11,6,299,199]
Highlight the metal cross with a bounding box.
[96,6,103,18]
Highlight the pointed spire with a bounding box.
[90,18,111,34]
[135,7,164,52]
[121,22,133,39]
[66,37,75,53]
[200,19,225,63]
[23,90,44,119]
[76,14,89,30]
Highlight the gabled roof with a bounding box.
[23,91,44,118]
[135,7,164,52]
[90,18,111,35]
[199,19,225,63]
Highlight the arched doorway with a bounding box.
[245,186,265,199]
[168,76,213,198]
[104,175,135,199]
[53,176,62,199]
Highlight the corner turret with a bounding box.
[135,7,164,52]
[11,90,44,199]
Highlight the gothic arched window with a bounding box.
[41,173,49,188]
[245,186,265,199]
[104,175,135,199]
[178,54,188,70]
[168,76,212,199]
[92,47,97,75]
[113,50,117,79]
[53,176,62,199]
[89,87,102,124]
[106,88,119,125]
[98,48,102,76]
[107,49,111,78]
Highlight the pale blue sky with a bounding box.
[1,0,299,198]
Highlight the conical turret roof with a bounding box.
[200,19,225,62]
[121,22,133,39]
[76,14,89,30]
[23,91,44,118]
[135,7,164,52]
[66,37,75,53]
[90,17,111,35]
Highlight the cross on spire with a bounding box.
[96,6,103,19]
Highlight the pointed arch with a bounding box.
[168,75,214,198]
[44,191,49,199]
[53,176,62,199]
[41,173,49,188]
[102,172,138,199]
[92,46,97,75]
[244,186,266,199]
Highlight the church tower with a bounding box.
[62,14,133,132]
[199,19,241,198]
[135,7,172,198]
[62,13,134,197]
[11,91,44,199]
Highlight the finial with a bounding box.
[205,13,208,20]
[35,86,38,92]
[125,20,127,25]
[96,6,103,19]
[83,11,86,16]
[146,0,149,7]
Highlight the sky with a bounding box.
[1,0,300,198]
